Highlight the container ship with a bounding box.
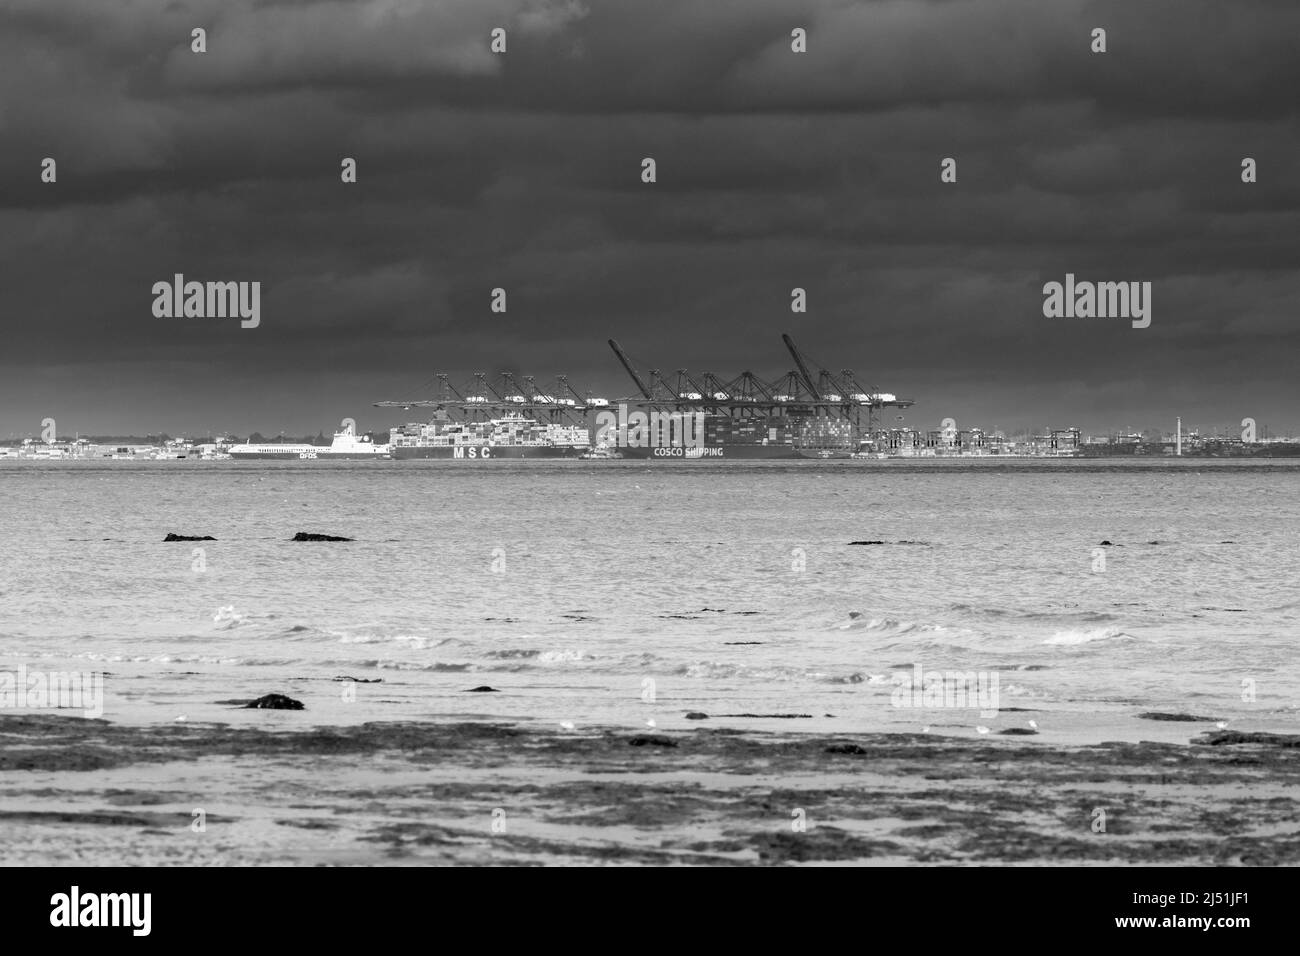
[389,413,589,459]
[228,427,390,460]
[611,413,859,459]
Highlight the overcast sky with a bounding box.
[1,0,1297,438]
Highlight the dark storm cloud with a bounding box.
[0,0,1296,437]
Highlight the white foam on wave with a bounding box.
[337,632,381,644]
[335,633,457,650]
[679,661,816,681]
[823,671,893,685]
[840,615,908,631]
[841,615,975,639]
[840,616,981,655]
[536,649,589,664]
[73,651,259,665]
[1042,626,1132,646]
[212,605,243,628]
[211,606,281,630]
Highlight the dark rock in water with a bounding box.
[244,693,304,710]
[292,532,353,542]
[721,713,813,719]
[628,734,677,748]
[825,743,868,754]
[467,685,499,693]
[332,675,382,683]
[1197,731,1300,748]
[684,712,709,720]
[1137,712,1223,722]
[1146,540,1159,545]
[164,533,216,542]
[1099,540,1113,546]
[723,641,764,645]
[997,728,1039,736]
[848,540,928,546]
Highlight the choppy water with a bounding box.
[2,459,1298,743]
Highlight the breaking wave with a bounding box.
[1042,627,1133,646]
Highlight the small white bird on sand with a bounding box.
[174,715,187,722]
[976,725,991,735]
[645,718,656,728]
[1029,720,1038,730]
[921,725,930,733]
[559,721,576,731]
[1216,721,1228,729]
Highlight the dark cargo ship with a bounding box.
[610,412,858,459]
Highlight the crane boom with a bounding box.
[608,339,653,400]
[782,333,822,401]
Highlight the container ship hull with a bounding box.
[392,445,583,460]
[618,446,855,460]
[617,444,802,460]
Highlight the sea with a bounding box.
[2,459,1298,744]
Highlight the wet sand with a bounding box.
[2,714,1298,865]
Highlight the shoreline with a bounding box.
[3,715,1297,865]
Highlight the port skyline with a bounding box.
[5,417,1296,456]
[4,1,1298,442]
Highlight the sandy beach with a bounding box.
[3,713,1297,866]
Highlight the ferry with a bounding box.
[228,426,390,460]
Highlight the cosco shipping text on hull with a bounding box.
[620,445,801,459]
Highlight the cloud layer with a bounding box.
[1,0,1296,436]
